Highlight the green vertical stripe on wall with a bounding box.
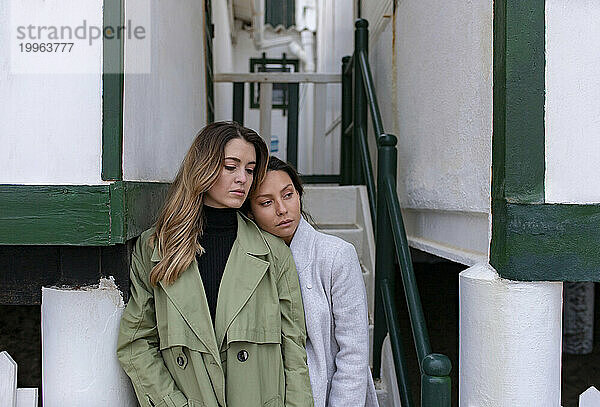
[491,0,547,279]
[102,0,124,180]
[494,0,546,203]
[504,0,545,202]
[490,0,507,270]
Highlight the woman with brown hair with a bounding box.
[117,122,313,407]
[247,157,377,407]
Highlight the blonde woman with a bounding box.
[117,122,313,407]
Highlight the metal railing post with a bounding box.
[421,354,452,407]
[353,19,368,185]
[341,56,353,186]
[373,133,397,379]
[286,83,299,168]
[232,82,244,125]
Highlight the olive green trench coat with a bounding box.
[117,213,313,407]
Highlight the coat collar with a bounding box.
[153,212,271,358]
[290,216,316,273]
[151,212,269,262]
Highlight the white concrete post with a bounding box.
[259,82,273,146]
[312,83,327,173]
[0,351,17,407]
[0,352,38,407]
[579,386,600,407]
[459,263,563,407]
[41,278,136,407]
[16,388,38,407]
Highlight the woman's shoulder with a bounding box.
[133,227,158,260]
[259,228,293,260]
[237,212,292,261]
[311,226,357,258]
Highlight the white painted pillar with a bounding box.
[459,263,563,407]
[312,83,327,173]
[579,386,600,407]
[0,351,17,407]
[297,29,316,174]
[259,82,273,146]
[0,352,38,407]
[41,278,136,407]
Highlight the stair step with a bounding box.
[303,186,360,225]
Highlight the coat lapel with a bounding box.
[151,213,270,357]
[214,213,270,350]
[153,248,220,361]
[290,216,316,273]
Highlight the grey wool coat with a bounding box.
[290,217,378,407]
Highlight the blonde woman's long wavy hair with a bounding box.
[149,121,268,285]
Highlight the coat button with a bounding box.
[237,350,249,362]
[177,356,185,367]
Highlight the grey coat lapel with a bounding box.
[290,217,316,273]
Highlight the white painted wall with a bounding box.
[314,0,353,174]
[545,0,600,204]
[122,0,207,182]
[0,0,104,185]
[213,0,235,123]
[459,264,563,406]
[390,0,492,213]
[368,0,493,263]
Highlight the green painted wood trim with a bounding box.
[0,185,111,245]
[0,182,169,246]
[121,181,170,241]
[494,0,546,203]
[101,0,124,180]
[490,0,575,281]
[109,181,125,243]
[493,203,600,281]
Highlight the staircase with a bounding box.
[303,184,397,407]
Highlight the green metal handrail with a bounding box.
[340,18,452,407]
[357,127,376,228]
[357,50,385,138]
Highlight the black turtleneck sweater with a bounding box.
[197,205,238,322]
